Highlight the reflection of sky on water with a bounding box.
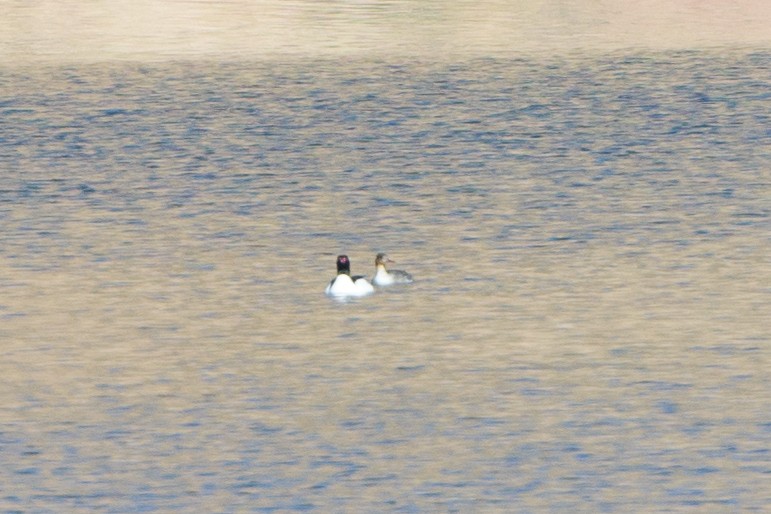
[1,0,769,62]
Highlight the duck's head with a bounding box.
[336,255,351,275]
[375,253,394,266]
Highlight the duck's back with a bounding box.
[353,276,375,295]
[373,267,413,286]
[326,274,355,296]
[390,269,413,284]
[326,274,373,297]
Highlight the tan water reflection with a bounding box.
[0,38,768,511]
[1,0,769,62]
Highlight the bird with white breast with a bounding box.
[372,253,413,287]
[325,255,375,298]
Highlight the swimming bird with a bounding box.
[372,253,413,286]
[325,255,375,297]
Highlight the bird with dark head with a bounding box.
[325,255,374,297]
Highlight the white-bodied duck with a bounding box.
[372,253,413,286]
[325,255,375,297]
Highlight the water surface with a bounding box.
[2,0,770,62]
[0,5,769,512]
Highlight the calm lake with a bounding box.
[1,2,770,512]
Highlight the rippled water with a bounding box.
[1,34,769,514]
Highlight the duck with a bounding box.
[325,255,375,297]
[372,253,413,286]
